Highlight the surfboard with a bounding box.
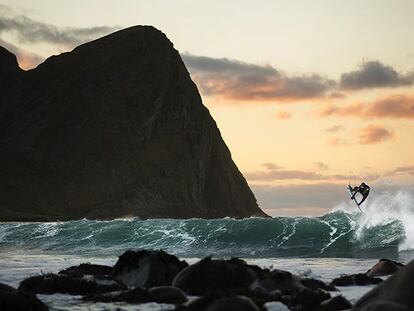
[347,185,364,213]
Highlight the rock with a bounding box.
[0,282,48,311]
[352,259,414,310]
[85,285,187,304]
[172,257,258,295]
[0,25,267,221]
[184,294,260,311]
[291,288,331,309]
[59,263,113,277]
[356,301,407,311]
[301,277,337,292]
[113,249,188,288]
[331,273,382,286]
[366,259,404,277]
[320,295,352,311]
[263,301,291,311]
[148,286,187,304]
[18,273,125,295]
[251,270,305,295]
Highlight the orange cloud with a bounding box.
[275,110,292,119]
[327,137,349,146]
[320,94,414,119]
[0,38,43,70]
[358,125,394,144]
[183,54,335,102]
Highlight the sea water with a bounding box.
[1,189,413,310]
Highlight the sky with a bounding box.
[1,0,413,216]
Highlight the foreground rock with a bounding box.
[18,273,125,295]
[172,257,257,295]
[366,259,404,277]
[353,259,414,310]
[331,273,382,287]
[85,286,187,305]
[0,25,267,221]
[183,294,260,311]
[0,283,48,311]
[114,250,188,288]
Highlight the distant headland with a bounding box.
[0,26,267,221]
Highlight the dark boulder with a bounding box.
[301,277,337,292]
[84,286,187,304]
[291,288,331,310]
[366,259,404,277]
[0,25,267,221]
[18,273,125,295]
[331,273,382,286]
[0,282,48,311]
[59,263,113,277]
[251,269,305,295]
[113,249,188,288]
[184,294,260,311]
[356,301,407,311]
[172,257,258,295]
[320,295,352,311]
[352,259,414,310]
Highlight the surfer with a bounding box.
[350,182,370,206]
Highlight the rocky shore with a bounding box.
[0,250,408,311]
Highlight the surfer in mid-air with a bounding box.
[349,182,370,207]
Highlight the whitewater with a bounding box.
[0,188,413,310]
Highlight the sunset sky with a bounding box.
[1,0,413,216]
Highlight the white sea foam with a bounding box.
[335,187,414,252]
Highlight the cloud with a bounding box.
[313,161,329,171]
[327,137,350,146]
[252,183,346,214]
[319,94,414,119]
[275,110,292,119]
[245,163,350,182]
[385,166,414,176]
[325,125,344,133]
[340,61,414,90]
[182,54,335,102]
[358,125,394,144]
[0,5,119,47]
[0,38,43,70]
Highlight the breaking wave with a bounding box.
[0,190,412,259]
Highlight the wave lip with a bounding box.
[0,208,409,259]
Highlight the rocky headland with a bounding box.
[0,26,267,221]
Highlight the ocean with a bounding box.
[1,189,413,310]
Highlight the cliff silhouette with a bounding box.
[0,26,267,221]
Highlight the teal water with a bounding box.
[0,210,409,259]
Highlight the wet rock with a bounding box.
[84,287,151,303]
[18,273,125,295]
[113,250,188,288]
[291,288,331,310]
[352,259,414,310]
[251,270,305,295]
[320,295,352,311]
[172,257,258,295]
[301,277,337,291]
[59,263,113,277]
[85,286,187,304]
[263,301,291,311]
[184,294,260,311]
[149,286,187,304]
[366,259,404,278]
[357,301,407,311]
[0,283,48,311]
[331,273,382,286]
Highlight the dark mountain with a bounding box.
[0,26,267,221]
